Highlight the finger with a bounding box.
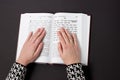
[25,32,33,42]
[33,42,44,59]
[57,31,66,46]
[60,28,69,44]
[31,28,44,43]
[72,33,78,46]
[58,42,63,57]
[39,29,46,42]
[34,30,46,45]
[64,29,73,44]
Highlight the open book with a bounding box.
[16,13,90,65]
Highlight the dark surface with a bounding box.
[0,0,120,80]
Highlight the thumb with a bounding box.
[58,42,63,57]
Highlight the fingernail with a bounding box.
[39,28,41,31]
[60,27,64,30]
[61,28,64,31]
[40,27,44,29]
[57,31,60,35]
[37,28,39,30]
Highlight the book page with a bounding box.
[16,13,53,63]
[49,13,83,64]
[80,14,91,65]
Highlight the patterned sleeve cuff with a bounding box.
[66,63,85,80]
[6,62,27,80]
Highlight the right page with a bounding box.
[80,14,91,65]
[49,13,90,65]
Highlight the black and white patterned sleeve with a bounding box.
[66,63,85,80]
[6,62,27,80]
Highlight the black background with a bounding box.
[0,0,120,80]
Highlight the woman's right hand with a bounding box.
[57,28,81,65]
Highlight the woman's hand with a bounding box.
[16,28,46,66]
[57,28,81,65]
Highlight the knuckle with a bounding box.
[32,44,36,49]
[64,45,69,49]
[63,45,67,49]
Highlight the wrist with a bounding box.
[16,58,28,66]
[66,60,80,65]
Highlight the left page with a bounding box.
[16,13,53,63]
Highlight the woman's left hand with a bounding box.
[16,28,46,66]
